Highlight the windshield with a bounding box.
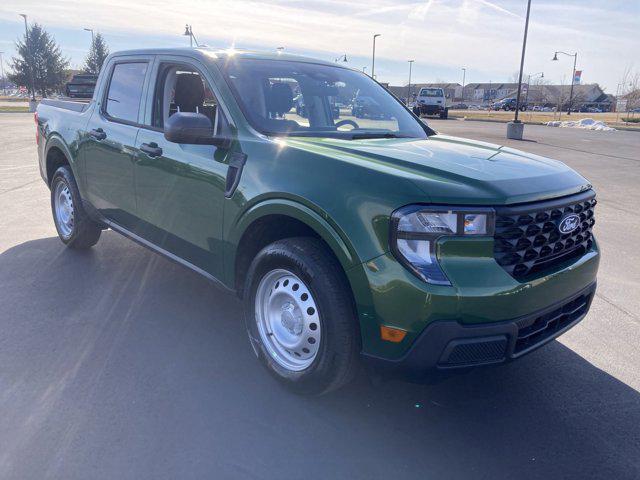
[419,88,443,97]
[221,58,428,140]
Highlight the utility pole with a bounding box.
[461,67,466,103]
[507,0,531,140]
[407,60,414,105]
[19,14,37,106]
[371,34,381,79]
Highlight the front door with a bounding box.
[132,59,231,278]
[83,58,152,229]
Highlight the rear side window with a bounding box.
[105,62,148,123]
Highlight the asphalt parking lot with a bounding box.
[1,113,639,479]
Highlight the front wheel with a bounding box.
[51,165,102,249]
[244,237,360,395]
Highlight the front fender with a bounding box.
[225,198,359,283]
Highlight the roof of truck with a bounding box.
[109,47,337,66]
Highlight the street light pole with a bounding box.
[19,14,37,103]
[407,60,414,105]
[513,0,531,123]
[183,25,199,47]
[461,67,466,103]
[362,66,367,74]
[371,34,381,79]
[552,50,578,115]
[84,28,94,44]
[507,0,531,140]
[525,71,543,105]
[0,52,6,96]
[334,54,348,63]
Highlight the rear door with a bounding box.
[131,56,232,278]
[83,55,152,229]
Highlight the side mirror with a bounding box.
[164,112,229,147]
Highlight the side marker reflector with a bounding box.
[380,325,407,343]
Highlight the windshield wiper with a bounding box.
[350,132,413,140]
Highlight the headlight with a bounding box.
[390,206,495,285]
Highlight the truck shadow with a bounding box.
[1,232,638,479]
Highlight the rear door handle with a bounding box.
[140,142,163,158]
[89,128,106,140]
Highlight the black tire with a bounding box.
[440,109,448,119]
[50,165,102,249]
[244,237,360,395]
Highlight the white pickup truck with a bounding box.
[412,87,448,119]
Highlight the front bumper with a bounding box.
[363,282,596,380]
[347,231,600,374]
[417,104,445,115]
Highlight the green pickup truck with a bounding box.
[36,48,599,395]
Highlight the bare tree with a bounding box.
[619,66,640,112]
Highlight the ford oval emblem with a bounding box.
[558,214,580,234]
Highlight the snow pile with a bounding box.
[546,118,616,131]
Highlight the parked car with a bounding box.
[450,103,468,110]
[36,48,599,395]
[295,93,339,119]
[64,74,98,99]
[412,87,448,118]
[351,95,389,119]
[493,98,527,111]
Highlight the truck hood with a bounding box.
[286,134,591,205]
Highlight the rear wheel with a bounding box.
[51,165,101,249]
[244,237,359,395]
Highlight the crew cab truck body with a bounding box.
[36,48,599,394]
[412,87,449,119]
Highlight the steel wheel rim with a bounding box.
[255,269,322,371]
[54,180,74,238]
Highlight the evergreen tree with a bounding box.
[84,33,109,75]
[8,23,69,97]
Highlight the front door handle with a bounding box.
[140,142,163,158]
[89,128,106,140]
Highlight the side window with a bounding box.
[105,62,148,123]
[152,63,224,134]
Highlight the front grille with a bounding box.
[493,191,596,279]
[514,290,592,354]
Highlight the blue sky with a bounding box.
[1,0,638,92]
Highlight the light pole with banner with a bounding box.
[552,50,578,115]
